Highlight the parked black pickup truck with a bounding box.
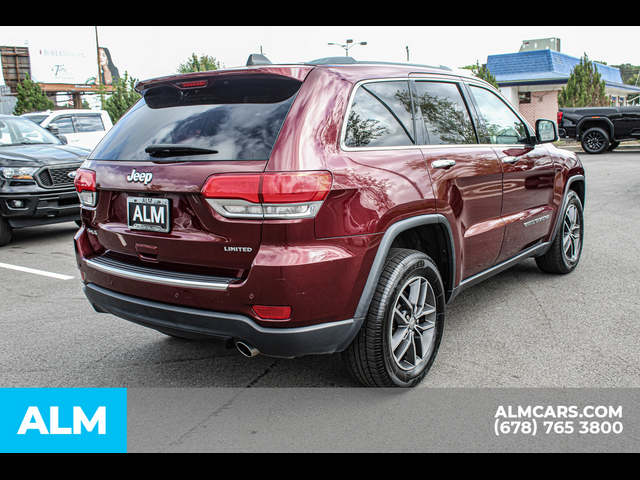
[557,105,640,154]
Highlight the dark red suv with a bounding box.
[74,55,585,387]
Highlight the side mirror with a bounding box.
[47,123,60,136]
[535,119,558,143]
[58,135,68,144]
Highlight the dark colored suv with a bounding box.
[74,55,585,387]
[1,115,87,246]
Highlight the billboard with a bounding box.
[98,47,120,86]
[28,39,101,85]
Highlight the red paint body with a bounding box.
[74,62,584,357]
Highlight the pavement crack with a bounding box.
[247,358,280,387]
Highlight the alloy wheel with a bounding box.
[389,276,437,371]
[563,203,581,263]
[584,131,605,151]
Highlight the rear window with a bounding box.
[89,75,302,161]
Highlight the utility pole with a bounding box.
[95,26,102,89]
[406,46,409,62]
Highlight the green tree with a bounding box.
[558,56,609,107]
[177,53,222,73]
[612,63,639,86]
[104,71,141,123]
[474,61,499,89]
[13,73,55,115]
[461,61,499,89]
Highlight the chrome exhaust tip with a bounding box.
[236,341,260,357]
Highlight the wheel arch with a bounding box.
[541,174,586,256]
[576,117,614,139]
[354,214,456,322]
[568,176,586,209]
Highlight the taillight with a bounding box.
[201,171,332,219]
[557,111,563,125]
[74,168,97,207]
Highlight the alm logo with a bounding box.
[18,405,106,435]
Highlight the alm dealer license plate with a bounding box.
[127,197,171,233]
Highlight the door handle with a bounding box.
[431,159,456,169]
[502,156,519,164]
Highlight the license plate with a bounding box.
[127,197,171,233]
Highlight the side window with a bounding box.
[470,86,529,144]
[77,115,105,132]
[414,81,477,145]
[53,116,76,134]
[345,81,414,147]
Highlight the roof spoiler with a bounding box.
[246,54,272,66]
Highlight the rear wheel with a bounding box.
[342,249,445,388]
[581,127,610,154]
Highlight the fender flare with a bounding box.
[353,214,456,323]
[576,117,614,139]
[541,174,586,255]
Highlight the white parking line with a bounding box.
[0,262,74,280]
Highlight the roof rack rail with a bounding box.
[246,54,272,66]
[305,56,452,71]
[306,56,358,65]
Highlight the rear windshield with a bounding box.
[89,75,302,161]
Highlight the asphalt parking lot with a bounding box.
[0,149,639,390]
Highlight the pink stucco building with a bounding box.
[486,45,640,128]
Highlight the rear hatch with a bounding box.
[79,70,307,280]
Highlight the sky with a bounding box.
[1,25,639,84]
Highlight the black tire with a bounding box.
[342,249,445,388]
[581,127,610,154]
[535,190,583,274]
[0,216,12,247]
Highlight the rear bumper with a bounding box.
[84,283,363,358]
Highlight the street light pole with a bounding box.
[328,39,367,56]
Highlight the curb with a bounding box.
[556,143,640,153]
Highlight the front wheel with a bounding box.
[0,216,12,247]
[342,249,445,388]
[535,190,584,274]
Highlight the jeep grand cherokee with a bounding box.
[74,55,585,387]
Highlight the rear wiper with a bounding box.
[145,144,219,158]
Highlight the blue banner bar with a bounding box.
[0,388,127,453]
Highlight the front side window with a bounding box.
[470,86,529,144]
[53,116,76,134]
[345,81,414,147]
[414,81,476,145]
